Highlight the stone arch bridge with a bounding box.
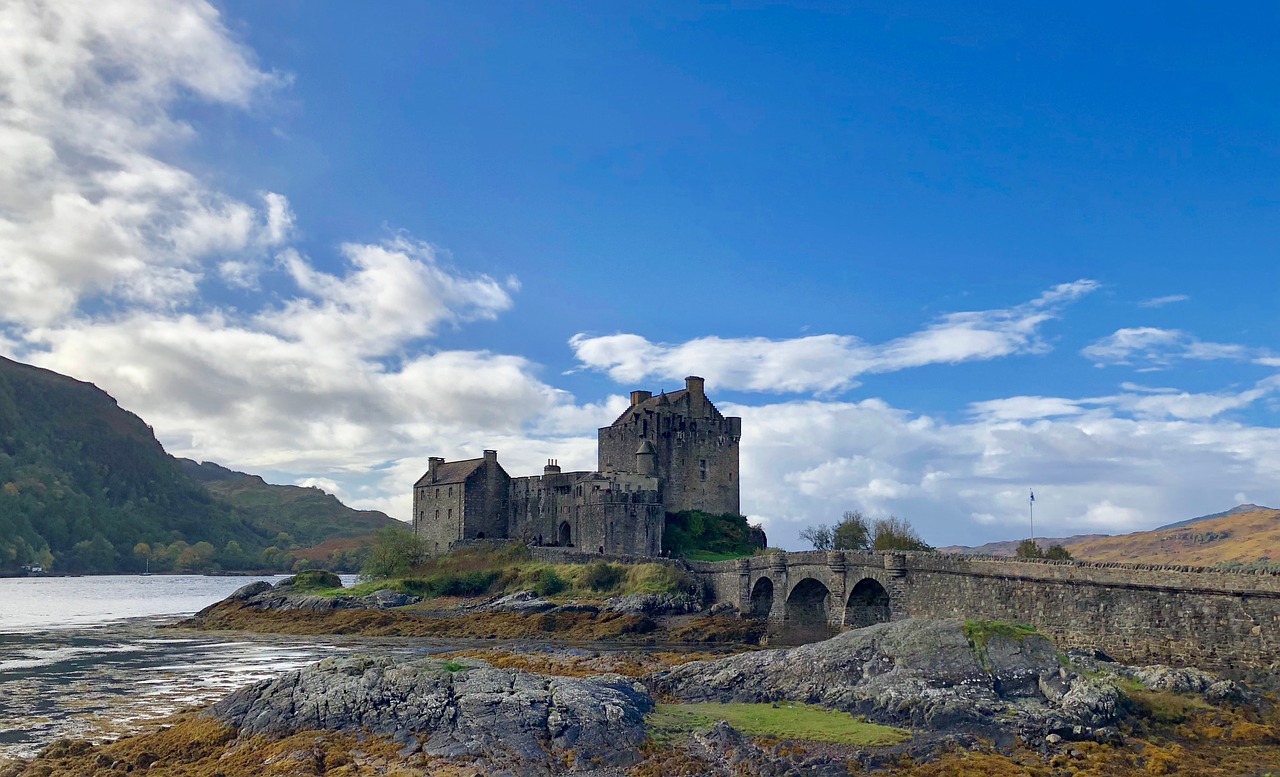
[686,550,1280,670]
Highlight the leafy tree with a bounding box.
[1015,540,1072,560]
[799,524,833,550]
[833,511,872,550]
[361,527,429,579]
[1015,539,1044,559]
[1044,544,1072,560]
[871,516,932,552]
[663,511,756,557]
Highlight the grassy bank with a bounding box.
[340,544,696,602]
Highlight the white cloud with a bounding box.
[1138,294,1190,308]
[0,0,288,327]
[733,391,1280,550]
[1082,327,1276,369]
[570,280,1099,393]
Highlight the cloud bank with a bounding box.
[569,280,1099,393]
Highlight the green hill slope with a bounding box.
[178,459,400,547]
[0,356,398,574]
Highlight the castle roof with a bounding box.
[609,389,689,426]
[636,439,656,455]
[414,458,486,487]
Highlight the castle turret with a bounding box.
[635,440,656,477]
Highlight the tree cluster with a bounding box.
[800,511,933,552]
[1014,539,1073,560]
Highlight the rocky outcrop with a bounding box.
[208,655,652,774]
[204,579,421,615]
[649,619,1123,740]
[603,592,701,616]
[480,590,557,614]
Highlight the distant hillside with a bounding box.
[939,534,1107,556]
[179,459,400,547]
[0,355,396,574]
[1154,503,1273,532]
[1066,506,1280,566]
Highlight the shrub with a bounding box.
[664,511,757,558]
[531,568,568,597]
[582,561,625,592]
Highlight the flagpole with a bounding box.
[1029,489,1035,542]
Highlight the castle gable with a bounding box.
[413,458,486,487]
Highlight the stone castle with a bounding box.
[413,376,741,556]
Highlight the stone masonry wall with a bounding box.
[690,551,1280,670]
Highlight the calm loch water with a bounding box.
[0,574,385,759]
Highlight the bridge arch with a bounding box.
[785,577,832,637]
[748,577,774,618]
[844,577,891,629]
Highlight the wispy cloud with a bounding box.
[1138,294,1190,308]
[571,280,1099,393]
[1082,327,1276,369]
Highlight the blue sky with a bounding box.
[2,1,1278,548]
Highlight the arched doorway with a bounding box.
[749,577,774,618]
[557,521,572,546]
[844,577,891,629]
[782,577,832,644]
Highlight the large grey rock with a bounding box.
[356,589,422,608]
[603,592,701,616]
[482,590,557,614]
[229,581,272,600]
[208,655,652,774]
[649,619,1123,735]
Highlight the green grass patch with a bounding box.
[683,549,755,562]
[283,569,343,591]
[439,660,467,673]
[647,702,911,747]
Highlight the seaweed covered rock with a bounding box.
[208,655,652,773]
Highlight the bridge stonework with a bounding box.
[688,551,1280,669]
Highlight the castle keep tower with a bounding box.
[413,376,740,556]
[598,376,742,515]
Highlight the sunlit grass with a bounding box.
[647,702,911,746]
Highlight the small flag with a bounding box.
[1029,489,1035,502]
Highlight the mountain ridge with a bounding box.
[0,355,396,573]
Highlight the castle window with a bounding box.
[447,509,452,519]
[448,486,453,497]
[700,459,707,481]
[435,510,440,520]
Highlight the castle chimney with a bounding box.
[630,390,652,406]
[483,449,498,465]
[428,456,444,482]
[685,376,705,403]
[544,459,561,475]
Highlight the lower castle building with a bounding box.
[413,376,741,556]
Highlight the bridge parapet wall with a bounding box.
[690,551,1280,669]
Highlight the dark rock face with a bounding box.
[649,619,1122,738]
[603,592,701,616]
[208,656,652,774]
